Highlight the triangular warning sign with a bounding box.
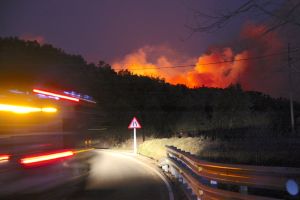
[128,117,142,129]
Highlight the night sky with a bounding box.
[0,0,248,63]
[1,0,299,100]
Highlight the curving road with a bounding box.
[69,150,172,200]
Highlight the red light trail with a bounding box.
[33,89,79,102]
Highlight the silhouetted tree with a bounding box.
[1,37,298,139]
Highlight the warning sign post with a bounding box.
[128,117,142,154]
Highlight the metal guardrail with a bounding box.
[164,146,300,200]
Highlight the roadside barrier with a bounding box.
[163,146,300,200]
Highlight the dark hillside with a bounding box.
[1,37,299,140]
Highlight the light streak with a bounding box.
[20,150,74,166]
[0,154,10,162]
[0,104,57,114]
[33,89,79,102]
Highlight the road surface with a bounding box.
[68,150,172,200]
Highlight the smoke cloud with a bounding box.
[112,22,286,96]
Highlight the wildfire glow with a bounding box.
[112,23,283,92]
[168,49,249,88]
[113,46,248,88]
[0,104,57,114]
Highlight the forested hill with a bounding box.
[0,37,298,138]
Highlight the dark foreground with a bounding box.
[2,150,171,200]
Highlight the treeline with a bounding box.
[0,37,298,139]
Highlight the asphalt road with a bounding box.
[68,150,172,200]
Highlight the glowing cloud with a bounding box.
[112,22,284,94]
[113,46,248,88]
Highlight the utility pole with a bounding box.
[288,43,295,134]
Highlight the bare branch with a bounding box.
[190,0,300,34]
[188,0,256,32]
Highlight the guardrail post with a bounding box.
[162,164,169,172]
[178,175,183,183]
[174,169,179,178]
[240,185,248,194]
[170,166,175,176]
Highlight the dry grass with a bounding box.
[138,137,300,167]
[138,137,209,161]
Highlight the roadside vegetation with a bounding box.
[138,137,206,161]
[138,136,300,167]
